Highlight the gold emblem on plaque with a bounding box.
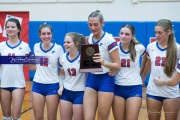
[86,47,95,56]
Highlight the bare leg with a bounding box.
[146,97,163,120]
[83,87,98,120]
[126,97,142,120]
[163,98,180,120]
[178,95,180,119]
[1,89,12,117]
[46,94,59,120]
[73,104,84,120]
[98,91,114,120]
[32,92,45,120]
[112,96,126,120]
[60,100,73,120]
[12,88,25,119]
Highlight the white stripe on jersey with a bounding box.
[115,42,145,86]
[59,52,87,91]
[33,42,64,84]
[146,41,180,98]
[88,32,118,74]
[0,40,31,88]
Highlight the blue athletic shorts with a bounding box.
[32,81,59,96]
[114,85,142,99]
[60,88,84,104]
[1,87,22,92]
[86,72,115,92]
[147,94,170,101]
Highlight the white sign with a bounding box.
[2,15,23,38]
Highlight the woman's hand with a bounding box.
[93,53,105,65]
[154,77,165,86]
[58,85,64,95]
[108,70,117,76]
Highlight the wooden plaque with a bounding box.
[80,44,103,72]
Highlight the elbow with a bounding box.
[115,63,121,71]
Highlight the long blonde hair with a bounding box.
[156,19,177,77]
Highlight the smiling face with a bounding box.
[88,17,104,37]
[6,21,20,38]
[64,35,77,53]
[119,27,134,44]
[39,27,52,44]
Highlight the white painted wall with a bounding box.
[0,0,179,21]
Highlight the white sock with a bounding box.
[2,116,12,120]
[12,118,21,120]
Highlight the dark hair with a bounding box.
[88,10,104,22]
[65,32,85,51]
[120,24,140,62]
[5,18,21,39]
[156,19,177,77]
[38,24,52,36]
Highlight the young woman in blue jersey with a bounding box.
[0,18,32,120]
[142,19,180,120]
[83,10,121,120]
[32,24,64,120]
[112,24,146,120]
[58,32,87,120]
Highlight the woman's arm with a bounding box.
[140,55,147,76]
[154,71,180,86]
[93,48,121,71]
[141,58,151,83]
[58,68,65,95]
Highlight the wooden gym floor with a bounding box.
[0,81,178,120]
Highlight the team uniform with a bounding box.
[86,32,118,92]
[59,52,87,104]
[0,40,31,89]
[176,59,180,90]
[0,44,1,82]
[146,41,180,100]
[114,42,146,99]
[32,42,64,96]
[0,66,1,87]
[177,59,180,73]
